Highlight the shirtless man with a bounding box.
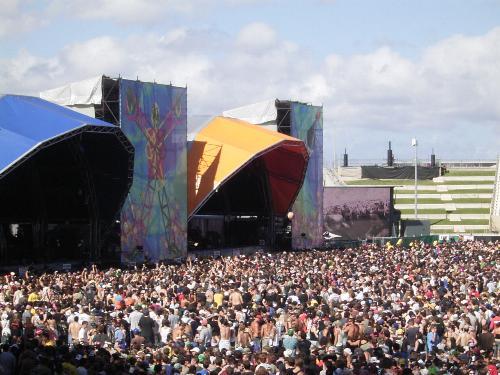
[344,318,361,347]
[251,316,263,352]
[172,323,184,341]
[236,323,252,348]
[68,316,81,347]
[261,317,277,348]
[229,288,243,308]
[219,317,232,351]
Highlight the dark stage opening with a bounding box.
[0,131,132,266]
[189,158,274,250]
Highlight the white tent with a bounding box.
[40,76,206,138]
[222,99,278,130]
[40,76,103,117]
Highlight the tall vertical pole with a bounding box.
[414,139,418,219]
[332,122,336,172]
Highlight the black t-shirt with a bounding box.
[197,292,207,304]
[310,329,318,341]
[405,326,419,346]
[123,328,132,345]
[93,333,108,346]
[10,320,22,337]
[298,339,311,356]
[415,338,425,353]
[138,316,155,341]
[191,320,200,334]
[318,320,325,332]
[266,292,277,303]
[478,332,494,351]
[304,363,321,375]
[243,292,252,304]
[209,320,220,336]
[384,339,394,355]
[299,293,308,305]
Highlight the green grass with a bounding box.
[399,208,490,215]
[432,230,491,234]
[438,189,493,194]
[442,180,493,185]
[430,229,472,234]
[444,170,496,176]
[454,208,491,213]
[395,198,492,204]
[430,219,490,225]
[395,189,440,194]
[395,189,493,195]
[396,198,442,204]
[346,179,436,186]
[446,198,492,203]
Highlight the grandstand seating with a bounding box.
[340,165,498,234]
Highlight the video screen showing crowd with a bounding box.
[323,187,392,240]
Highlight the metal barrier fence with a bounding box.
[332,158,496,168]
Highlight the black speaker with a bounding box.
[387,150,394,166]
[403,220,431,236]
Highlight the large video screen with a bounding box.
[324,187,392,240]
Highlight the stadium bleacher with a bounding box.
[338,164,498,234]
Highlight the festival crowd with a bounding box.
[0,239,498,374]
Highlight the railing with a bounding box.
[440,160,497,168]
[339,159,436,167]
[334,158,496,168]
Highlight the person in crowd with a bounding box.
[0,239,496,374]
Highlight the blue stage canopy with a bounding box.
[0,94,134,262]
[0,94,116,176]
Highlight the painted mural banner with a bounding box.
[290,103,323,249]
[120,79,187,262]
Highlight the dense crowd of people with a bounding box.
[0,239,498,374]
[326,200,390,223]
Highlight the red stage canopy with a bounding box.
[188,116,309,218]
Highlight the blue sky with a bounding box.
[1,0,499,163]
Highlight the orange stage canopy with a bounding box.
[188,116,309,218]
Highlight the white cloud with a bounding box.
[0,0,273,39]
[47,0,196,23]
[236,22,278,51]
[1,23,499,158]
[0,0,47,38]
[313,28,500,135]
[0,50,62,94]
[47,0,272,24]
